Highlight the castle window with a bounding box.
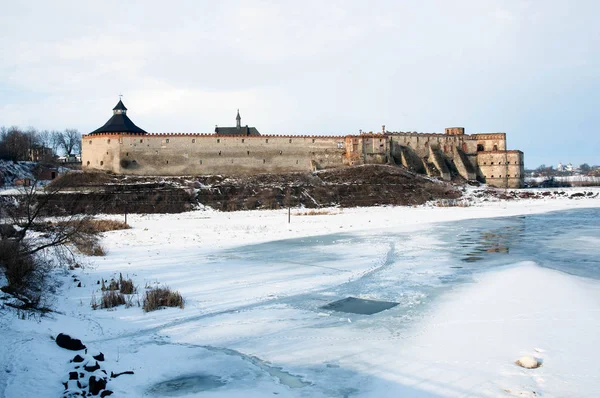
[289,139,292,143]
[106,151,109,155]
[266,139,268,143]
[100,161,103,166]
[219,151,221,156]
[279,150,283,155]
[89,140,92,145]
[200,160,202,165]
[107,139,110,144]
[312,139,315,143]
[247,151,250,155]
[263,159,266,163]
[166,139,170,143]
[166,160,168,164]
[242,139,245,143]
[140,139,143,143]
[192,139,196,143]
[491,162,494,165]
[491,175,494,178]
[86,161,90,166]
[499,175,502,178]
[477,144,484,151]
[493,145,498,151]
[337,142,343,149]
[217,139,220,143]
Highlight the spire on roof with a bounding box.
[113,99,127,115]
[236,109,241,128]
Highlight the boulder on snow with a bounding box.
[72,354,85,363]
[92,352,105,362]
[516,355,542,369]
[84,361,101,373]
[100,390,113,397]
[88,375,107,395]
[56,333,86,351]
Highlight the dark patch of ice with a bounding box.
[148,374,225,396]
[321,297,399,315]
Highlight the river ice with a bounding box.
[1,201,600,397]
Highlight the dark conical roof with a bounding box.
[90,100,147,135]
[113,100,127,111]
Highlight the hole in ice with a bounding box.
[148,374,225,396]
[321,297,399,315]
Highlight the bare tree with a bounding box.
[53,129,82,156]
[0,173,102,309]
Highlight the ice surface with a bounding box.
[2,197,600,398]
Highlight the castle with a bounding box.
[82,100,524,188]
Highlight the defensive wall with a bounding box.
[82,129,524,188]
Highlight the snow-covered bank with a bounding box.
[1,193,600,397]
[367,262,600,397]
[110,186,600,251]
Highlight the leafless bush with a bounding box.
[0,239,36,290]
[143,286,184,312]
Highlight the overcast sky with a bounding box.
[1,1,598,168]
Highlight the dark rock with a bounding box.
[84,361,100,372]
[77,282,82,287]
[56,333,86,351]
[72,354,85,363]
[63,381,68,390]
[100,391,113,397]
[80,373,85,378]
[69,371,79,380]
[110,370,134,378]
[92,352,105,362]
[88,376,107,396]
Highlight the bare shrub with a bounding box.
[100,290,125,309]
[143,286,184,312]
[118,273,136,294]
[0,239,36,290]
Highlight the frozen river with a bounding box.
[3,206,600,397]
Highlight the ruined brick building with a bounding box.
[82,100,524,188]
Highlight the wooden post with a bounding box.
[288,206,291,224]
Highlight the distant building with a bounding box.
[215,110,260,136]
[28,145,53,162]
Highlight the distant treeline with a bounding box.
[0,126,82,161]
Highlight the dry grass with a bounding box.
[74,238,106,256]
[430,199,472,208]
[101,273,136,294]
[143,286,184,312]
[99,290,125,309]
[57,219,131,234]
[297,209,335,216]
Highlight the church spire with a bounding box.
[236,109,241,128]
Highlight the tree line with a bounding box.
[0,126,82,162]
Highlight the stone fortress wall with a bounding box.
[83,127,524,188]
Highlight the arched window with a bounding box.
[493,144,498,151]
[477,144,484,152]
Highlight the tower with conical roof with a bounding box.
[89,99,147,135]
[236,109,241,128]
